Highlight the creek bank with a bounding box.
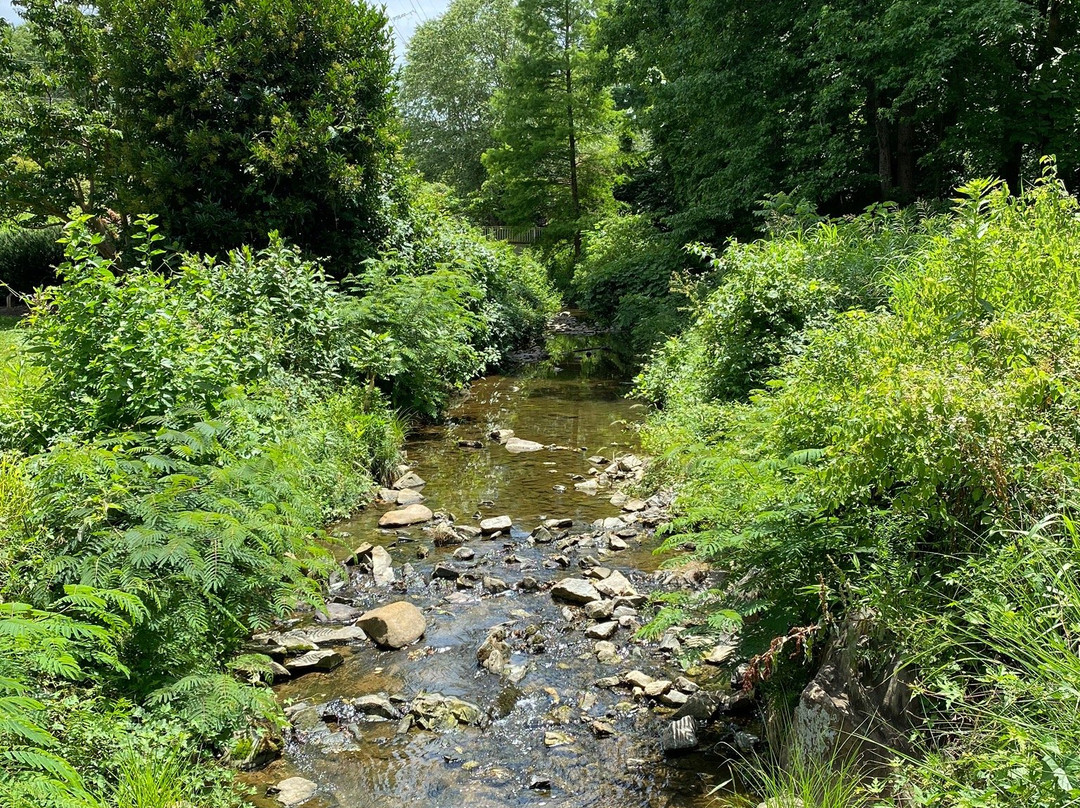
[240,322,763,808]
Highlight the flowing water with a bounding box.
[240,330,735,808]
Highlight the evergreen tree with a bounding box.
[484,0,621,259]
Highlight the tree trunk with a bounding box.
[897,105,916,200]
[870,88,893,198]
[564,0,581,258]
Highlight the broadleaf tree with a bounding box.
[399,0,514,204]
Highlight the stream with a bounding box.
[239,326,741,808]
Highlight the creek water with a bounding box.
[240,330,734,808]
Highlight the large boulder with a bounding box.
[357,601,426,649]
[378,503,433,528]
[505,437,545,453]
[551,578,602,604]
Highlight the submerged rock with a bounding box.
[357,601,426,649]
[490,428,515,443]
[409,693,483,730]
[268,776,317,806]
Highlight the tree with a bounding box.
[601,0,1080,242]
[399,0,513,203]
[0,5,123,242]
[483,0,622,258]
[1,0,400,267]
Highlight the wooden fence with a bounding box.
[482,225,544,245]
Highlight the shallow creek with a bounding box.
[239,332,736,808]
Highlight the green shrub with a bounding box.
[572,212,689,351]
[641,167,1080,805]
[0,225,63,298]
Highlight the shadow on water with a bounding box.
[239,331,738,808]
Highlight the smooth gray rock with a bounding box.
[393,471,426,490]
[268,776,317,806]
[378,504,433,528]
[505,437,544,453]
[480,515,513,534]
[551,578,602,604]
[284,649,343,675]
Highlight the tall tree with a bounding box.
[602,0,1080,242]
[399,0,513,202]
[1,0,400,267]
[484,0,621,258]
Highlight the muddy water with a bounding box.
[241,333,734,808]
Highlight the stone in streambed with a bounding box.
[357,601,426,649]
[550,578,602,604]
[490,428,515,443]
[661,716,699,753]
[395,488,425,506]
[369,545,396,585]
[393,471,426,490]
[584,600,613,620]
[316,602,361,623]
[477,628,511,675]
[409,693,483,730]
[378,504,433,528]
[349,693,400,720]
[594,570,636,599]
[268,777,318,806]
[430,522,465,546]
[705,642,738,665]
[586,621,618,640]
[284,649,343,675]
[480,515,513,534]
[505,437,545,453]
[453,546,475,560]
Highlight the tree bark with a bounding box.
[564,0,581,258]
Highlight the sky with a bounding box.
[0,0,448,58]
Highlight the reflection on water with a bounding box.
[239,332,734,808]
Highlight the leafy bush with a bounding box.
[572,212,689,349]
[636,203,921,406]
[641,168,1080,801]
[0,226,63,298]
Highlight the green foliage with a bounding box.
[483,0,623,262]
[571,212,688,350]
[400,0,513,201]
[895,518,1080,806]
[5,0,399,266]
[0,225,62,296]
[642,169,1080,803]
[602,0,1080,242]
